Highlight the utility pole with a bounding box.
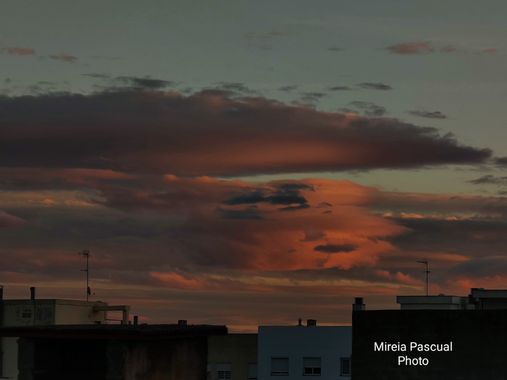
[416,259,430,296]
[78,250,91,302]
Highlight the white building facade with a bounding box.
[258,323,352,380]
[0,287,128,380]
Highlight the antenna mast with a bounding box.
[78,250,91,301]
[416,259,430,296]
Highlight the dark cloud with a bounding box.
[224,183,312,208]
[300,92,326,103]
[409,110,447,119]
[217,206,263,220]
[0,89,491,177]
[215,82,255,94]
[357,82,392,91]
[278,85,298,92]
[49,53,78,63]
[448,256,507,278]
[2,47,35,56]
[348,100,386,116]
[469,175,507,185]
[84,74,175,90]
[328,86,352,91]
[314,244,357,253]
[494,157,507,167]
[83,73,111,79]
[116,76,174,90]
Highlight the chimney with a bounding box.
[298,318,302,326]
[133,315,139,326]
[353,297,365,311]
[0,286,3,301]
[306,319,317,327]
[30,287,36,300]
[178,319,187,327]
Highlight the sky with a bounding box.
[1,0,507,331]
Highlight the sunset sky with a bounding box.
[1,0,507,331]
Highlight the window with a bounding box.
[247,362,257,380]
[303,357,321,376]
[21,308,32,319]
[340,357,351,377]
[216,363,231,379]
[270,357,289,376]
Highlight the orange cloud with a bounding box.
[3,47,35,56]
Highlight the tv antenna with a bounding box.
[416,259,430,296]
[78,250,92,301]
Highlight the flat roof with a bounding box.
[397,295,464,304]
[470,289,507,298]
[1,299,107,306]
[0,324,228,340]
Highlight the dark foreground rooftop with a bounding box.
[0,323,227,340]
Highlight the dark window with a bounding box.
[216,363,231,379]
[303,357,321,376]
[247,362,257,380]
[340,357,351,376]
[21,309,32,319]
[271,357,289,376]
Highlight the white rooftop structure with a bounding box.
[396,288,507,310]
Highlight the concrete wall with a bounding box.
[123,338,208,380]
[54,301,106,324]
[258,326,351,380]
[207,334,257,380]
[2,301,56,327]
[1,300,107,380]
[17,337,209,380]
[352,309,507,380]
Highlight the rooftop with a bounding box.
[0,323,228,340]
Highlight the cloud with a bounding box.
[244,31,285,50]
[3,47,35,56]
[494,156,507,167]
[2,172,507,328]
[468,175,507,185]
[328,86,352,91]
[299,92,326,103]
[49,53,78,63]
[386,41,434,55]
[0,210,25,228]
[214,82,256,94]
[0,89,491,177]
[409,110,447,119]
[84,74,175,91]
[314,244,357,253]
[357,82,392,91]
[278,85,298,92]
[347,100,386,116]
[0,176,406,277]
[387,41,498,56]
[116,76,174,89]
[327,47,344,52]
[480,48,498,55]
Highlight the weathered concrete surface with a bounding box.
[9,324,226,380]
